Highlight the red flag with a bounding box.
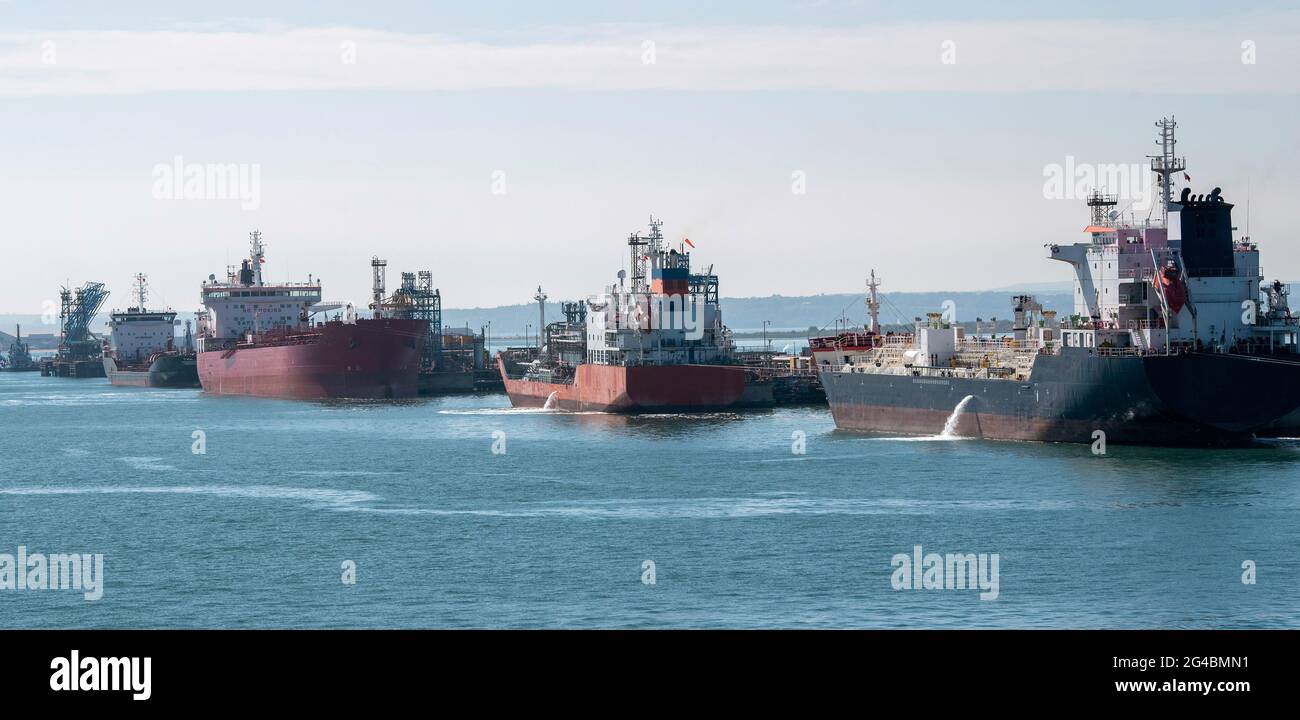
[683,237,695,249]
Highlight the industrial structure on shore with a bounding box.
[367,258,497,395]
[40,281,110,378]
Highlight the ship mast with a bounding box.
[627,216,665,296]
[628,232,648,295]
[866,270,881,334]
[1148,117,1186,226]
[534,285,547,354]
[1086,189,1117,228]
[133,273,149,311]
[249,230,266,286]
[647,216,664,259]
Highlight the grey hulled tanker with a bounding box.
[102,274,200,388]
[813,118,1300,445]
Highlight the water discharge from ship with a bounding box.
[542,391,559,410]
[939,395,976,439]
[864,394,976,442]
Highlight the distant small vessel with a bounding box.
[195,232,427,400]
[1,325,40,372]
[102,274,200,388]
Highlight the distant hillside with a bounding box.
[0,327,60,349]
[0,289,1079,340]
[440,290,1075,335]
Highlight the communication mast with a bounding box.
[866,270,881,334]
[132,273,150,311]
[627,216,666,295]
[1148,117,1186,226]
[534,285,548,353]
[627,236,647,292]
[248,230,266,286]
[1086,189,1118,228]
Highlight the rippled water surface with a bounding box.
[2,372,1298,628]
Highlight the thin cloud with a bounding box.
[1,16,1298,96]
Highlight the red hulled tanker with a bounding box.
[499,359,746,412]
[196,232,426,400]
[498,217,751,412]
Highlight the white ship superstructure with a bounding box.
[1047,117,1295,355]
[578,217,732,368]
[196,231,324,352]
[106,274,178,363]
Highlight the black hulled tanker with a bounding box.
[821,349,1300,445]
[814,118,1300,446]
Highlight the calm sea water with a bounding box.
[1,371,1298,628]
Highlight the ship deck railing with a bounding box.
[234,333,322,349]
[746,366,820,379]
[827,363,1023,381]
[1117,268,1155,281]
[807,332,914,351]
[1094,346,1156,357]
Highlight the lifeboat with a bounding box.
[1154,265,1187,314]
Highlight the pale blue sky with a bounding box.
[2,1,1298,313]
[8,0,1299,30]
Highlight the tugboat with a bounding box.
[102,274,199,388]
[814,118,1300,445]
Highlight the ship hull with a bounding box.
[104,354,200,388]
[198,319,427,400]
[499,358,747,412]
[821,349,1300,446]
